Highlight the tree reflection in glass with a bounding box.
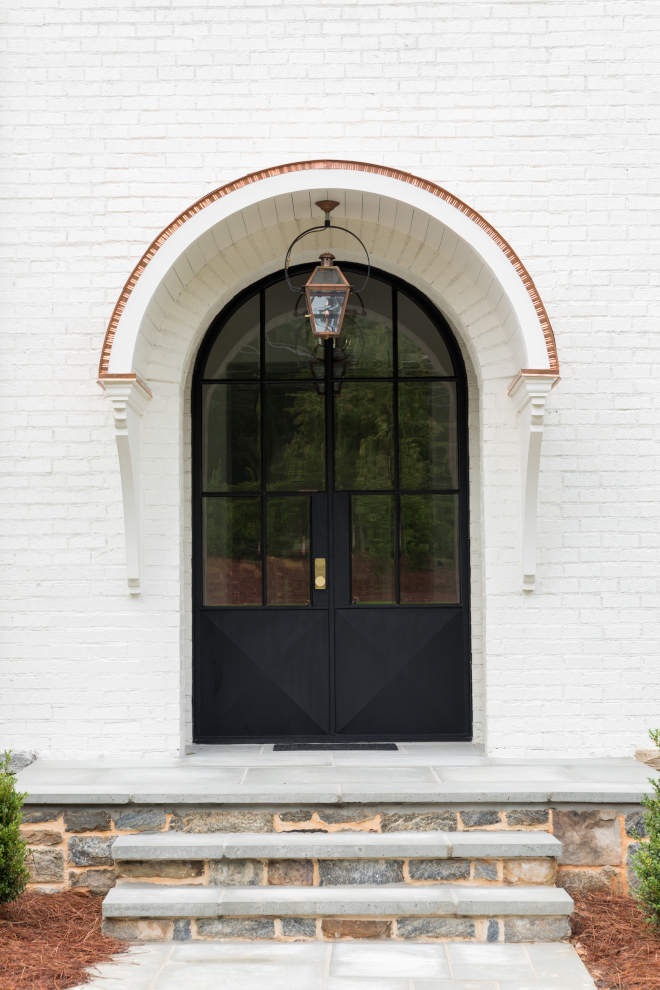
[265,281,317,379]
[202,385,260,492]
[203,497,262,605]
[398,292,453,377]
[400,495,459,603]
[351,495,395,603]
[265,386,325,491]
[334,278,393,379]
[266,497,310,605]
[204,295,260,380]
[200,273,463,613]
[334,383,394,491]
[399,382,458,490]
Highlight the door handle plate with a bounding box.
[314,558,326,590]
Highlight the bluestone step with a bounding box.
[103,882,573,918]
[110,829,562,860]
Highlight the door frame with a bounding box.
[191,263,472,742]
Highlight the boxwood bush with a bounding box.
[0,751,30,904]
[631,729,660,929]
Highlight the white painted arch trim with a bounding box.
[98,163,560,594]
[103,167,555,376]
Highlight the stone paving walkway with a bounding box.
[75,940,596,989]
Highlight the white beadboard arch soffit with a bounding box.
[98,161,560,595]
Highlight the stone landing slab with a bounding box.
[16,743,659,805]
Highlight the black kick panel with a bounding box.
[197,610,330,738]
[334,608,468,736]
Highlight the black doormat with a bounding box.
[273,743,398,751]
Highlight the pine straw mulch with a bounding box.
[571,892,660,990]
[0,890,129,990]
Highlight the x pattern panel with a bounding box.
[199,611,330,737]
[334,609,467,736]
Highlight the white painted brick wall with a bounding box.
[1,1,659,758]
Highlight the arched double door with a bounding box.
[193,266,471,741]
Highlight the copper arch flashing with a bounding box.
[98,159,558,378]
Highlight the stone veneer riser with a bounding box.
[101,914,572,944]
[21,804,648,899]
[113,856,558,886]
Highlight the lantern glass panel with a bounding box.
[305,262,351,338]
[306,287,350,337]
[309,266,345,285]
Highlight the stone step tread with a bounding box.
[103,882,573,919]
[111,829,562,861]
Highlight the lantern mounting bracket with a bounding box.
[284,201,370,294]
[316,200,340,227]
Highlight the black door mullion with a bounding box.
[393,286,400,605]
[201,489,460,497]
[260,289,267,607]
[192,367,202,737]
[326,337,336,735]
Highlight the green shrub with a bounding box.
[631,729,660,929]
[0,751,30,904]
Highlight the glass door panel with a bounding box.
[203,294,260,380]
[399,494,459,603]
[266,497,311,605]
[334,383,394,490]
[202,384,261,492]
[398,382,458,490]
[350,495,395,604]
[203,497,262,606]
[397,292,454,377]
[334,277,393,379]
[265,280,317,379]
[265,385,326,491]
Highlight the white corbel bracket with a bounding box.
[99,374,152,595]
[508,371,560,593]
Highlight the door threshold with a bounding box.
[273,743,398,751]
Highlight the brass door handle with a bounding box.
[314,558,326,589]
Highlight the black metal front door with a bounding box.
[193,266,471,741]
